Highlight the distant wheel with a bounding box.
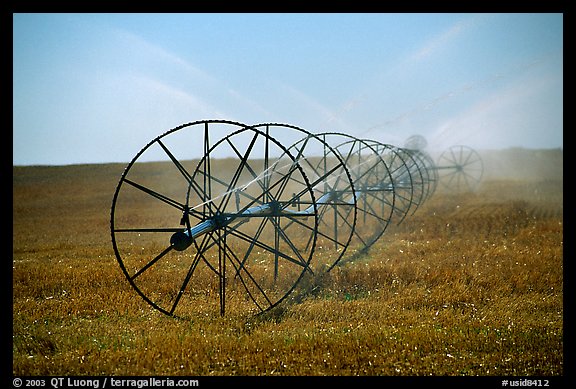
[404,134,428,151]
[436,145,484,192]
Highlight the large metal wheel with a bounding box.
[110,120,319,317]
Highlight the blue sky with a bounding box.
[13,13,563,165]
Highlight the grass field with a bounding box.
[12,148,563,378]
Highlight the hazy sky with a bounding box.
[13,13,563,166]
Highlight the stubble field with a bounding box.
[12,148,563,378]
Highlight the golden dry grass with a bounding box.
[12,150,563,377]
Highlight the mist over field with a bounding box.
[471,148,562,181]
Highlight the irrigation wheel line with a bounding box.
[110,122,484,318]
